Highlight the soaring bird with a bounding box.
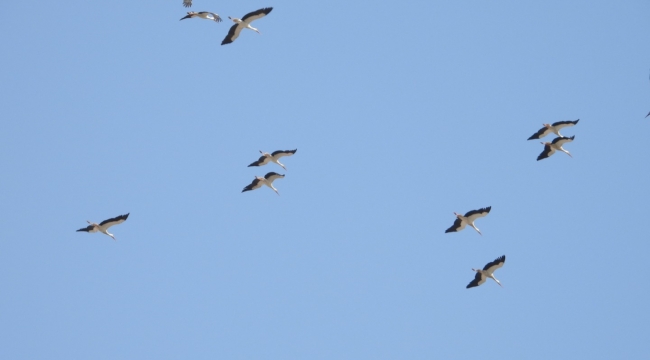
[183,0,192,7]
[76,213,129,241]
[221,7,273,45]
[466,255,506,288]
[242,172,285,195]
[248,149,297,170]
[527,119,579,140]
[179,11,222,22]
[537,136,574,161]
[445,206,491,236]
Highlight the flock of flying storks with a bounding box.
[178,1,273,45]
[76,2,648,290]
[77,4,282,241]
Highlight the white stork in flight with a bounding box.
[180,11,222,22]
[445,206,491,236]
[221,7,273,45]
[527,119,579,140]
[242,172,285,195]
[248,149,296,170]
[466,255,506,288]
[183,0,192,7]
[537,136,574,161]
[76,213,129,241]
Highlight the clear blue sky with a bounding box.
[1,1,649,359]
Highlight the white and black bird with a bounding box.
[537,136,574,161]
[183,0,192,7]
[221,7,273,45]
[180,11,222,22]
[466,255,506,288]
[248,149,296,170]
[242,172,285,195]
[76,213,129,241]
[445,206,491,236]
[527,119,579,140]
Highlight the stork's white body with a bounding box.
[248,149,297,170]
[76,213,130,241]
[467,255,506,288]
[221,7,272,45]
[537,136,574,161]
[445,206,491,236]
[242,172,285,195]
[528,119,579,140]
[179,11,222,22]
[232,17,258,32]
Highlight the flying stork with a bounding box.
[248,149,297,170]
[242,172,285,195]
[180,11,222,22]
[221,7,273,45]
[466,255,506,288]
[76,213,129,241]
[537,136,574,161]
[527,119,579,140]
[183,0,192,7]
[445,206,491,236]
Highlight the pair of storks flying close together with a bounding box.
[179,2,272,45]
[444,206,506,289]
[527,119,579,161]
[242,149,297,195]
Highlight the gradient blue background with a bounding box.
[1,1,649,358]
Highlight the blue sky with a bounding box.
[1,0,649,358]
